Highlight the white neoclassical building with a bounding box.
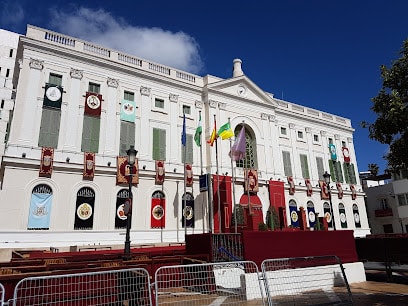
[0,25,370,251]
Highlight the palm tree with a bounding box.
[368,163,379,177]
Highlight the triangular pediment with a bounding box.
[206,75,277,108]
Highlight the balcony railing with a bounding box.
[375,208,393,217]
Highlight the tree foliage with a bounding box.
[363,39,408,171]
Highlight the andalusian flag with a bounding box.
[217,122,234,140]
[194,112,202,146]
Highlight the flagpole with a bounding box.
[229,118,238,233]
[184,144,187,238]
[214,114,222,234]
[199,111,203,175]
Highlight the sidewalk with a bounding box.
[350,281,408,305]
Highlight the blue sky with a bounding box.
[2,0,408,174]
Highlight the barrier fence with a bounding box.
[1,256,354,305]
[10,268,152,306]
[261,255,353,305]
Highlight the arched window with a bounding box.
[115,189,130,229]
[339,203,347,228]
[151,190,166,228]
[306,201,316,228]
[182,192,194,228]
[235,125,257,169]
[74,187,95,230]
[28,184,53,230]
[352,204,361,228]
[289,200,299,227]
[323,202,334,228]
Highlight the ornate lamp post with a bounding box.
[124,145,137,257]
[323,171,336,230]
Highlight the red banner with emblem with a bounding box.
[116,156,138,185]
[83,152,95,180]
[245,169,259,193]
[319,180,329,199]
[39,147,54,177]
[287,176,295,195]
[305,179,313,196]
[84,92,102,117]
[151,198,165,228]
[336,182,344,199]
[155,160,165,185]
[186,164,193,187]
[350,184,357,200]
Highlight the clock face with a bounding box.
[237,85,246,97]
[46,86,62,102]
[87,95,101,109]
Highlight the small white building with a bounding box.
[0,25,370,252]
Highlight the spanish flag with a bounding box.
[207,126,217,146]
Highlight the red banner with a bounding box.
[39,147,54,177]
[319,180,329,200]
[84,92,102,117]
[116,156,138,185]
[245,169,259,193]
[186,164,193,187]
[342,147,351,163]
[83,152,95,180]
[350,184,356,200]
[305,179,313,196]
[287,176,295,195]
[151,198,165,228]
[155,160,165,185]
[336,182,344,199]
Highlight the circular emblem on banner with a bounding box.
[183,206,193,220]
[290,211,298,222]
[43,155,52,167]
[87,95,101,109]
[152,205,164,220]
[117,204,127,220]
[86,159,94,170]
[77,203,92,220]
[325,211,332,223]
[308,211,316,223]
[354,213,360,223]
[123,102,134,115]
[46,86,62,102]
[342,147,350,158]
[340,212,346,223]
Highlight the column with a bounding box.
[289,123,301,180]
[169,93,179,163]
[138,86,151,159]
[103,77,119,155]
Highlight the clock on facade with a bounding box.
[237,85,247,97]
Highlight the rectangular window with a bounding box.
[328,138,333,144]
[297,131,303,139]
[6,69,10,78]
[155,98,164,109]
[316,157,325,180]
[343,162,357,184]
[153,128,166,160]
[124,91,134,101]
[49,73,62,86]
[299,154,310,178]
[282,151,292,177]
[329,160,343,182]
[1,99,4,108]
[9,49,13,57]
[182,134,193,164]
[398,194,408,206]
[280,127,287,136]
[313,134,319,142]
[38,108,61,148]
[342,141,347,147]
[81,115,100,153]
[182,105,191,115]
[383,224,393,233]
[119,121,135,156]
[380,198,389,210]
[88,82,100,94]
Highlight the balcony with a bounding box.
[375,208,393,217]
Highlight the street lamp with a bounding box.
[124,145,138,258]
[323,171,336,230]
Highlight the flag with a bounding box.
[181,113,186,146]
[207,126,217,146]
[194,112,202,146]
[229,127,246,161]
[217,122,234,140]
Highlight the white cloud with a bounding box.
[48,7,203,74]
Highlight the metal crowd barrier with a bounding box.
[261,255,354,305]
[155,260,265,305]
[10,267,152,306]
[0,283,4,306]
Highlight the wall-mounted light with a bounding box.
[22,153,26,158]
[142,165,146,170]
[107,162,111,167]
[173,168,177,173]
[299,182,302,186]
[66,157,70,163]
[225,172,228,176]
[270,177,273,180]
[316,184,319,187]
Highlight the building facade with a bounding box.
[0,25,370,250]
